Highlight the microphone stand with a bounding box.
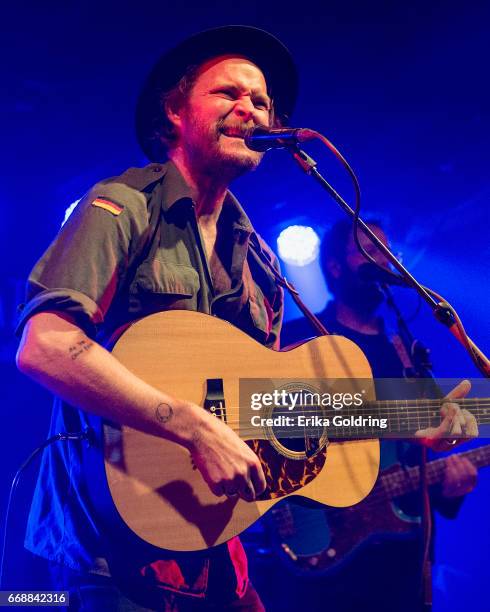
[382,283,441,612]
[288,139,487,608]
[382,285,436,382]
[288,146,490,379]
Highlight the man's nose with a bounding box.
[233,97,256,121]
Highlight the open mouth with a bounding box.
[220,126,248,139]
[221,131,245,139]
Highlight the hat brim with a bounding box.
[135,25,298,162]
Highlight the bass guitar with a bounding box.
[265,443,490,575]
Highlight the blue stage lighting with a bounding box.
[62,198,81,226]
[277,225,320,266]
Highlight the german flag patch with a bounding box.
[91,197,124,216]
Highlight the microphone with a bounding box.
[358,263,409,287]
[244,125,316,152]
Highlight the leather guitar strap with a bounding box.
[249,234,330,337]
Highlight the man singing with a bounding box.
[16,26,297,611]
[16,25,476,611]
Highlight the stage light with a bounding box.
[277,225,320,267]
[62,198,81,226]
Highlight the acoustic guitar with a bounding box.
[84,310,488,552]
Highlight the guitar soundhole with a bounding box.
[267,382,329,460]
[243,384,331,499]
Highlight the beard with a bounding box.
[334,266,385,315]
[185,116,264,181]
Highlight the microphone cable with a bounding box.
[0,429,90,589]
[302,130,407,284]
[293,129,489,377]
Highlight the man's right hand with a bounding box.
[18,313,267,503]
[188,408,267,502]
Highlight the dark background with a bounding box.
[1,1,489,609]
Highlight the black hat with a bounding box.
[135,25,298,161]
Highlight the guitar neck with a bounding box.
[381,444,490,498]
[331,397,490,438]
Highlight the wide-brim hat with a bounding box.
[135,25,298,162]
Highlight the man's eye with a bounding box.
[217,89,235,99]
[254,100,270,111]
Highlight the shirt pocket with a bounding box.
[130,259,200,314]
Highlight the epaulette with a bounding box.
[114,163,168,192]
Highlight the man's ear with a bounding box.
[325,256,341,279]
[165,101,182,130]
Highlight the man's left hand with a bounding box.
[414,380,478,452]
[441,454,478,497]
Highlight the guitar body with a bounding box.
[266,442,490,576]
[89,310,380,552]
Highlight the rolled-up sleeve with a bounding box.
[16,178,150,337]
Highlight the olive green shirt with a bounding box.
[17,161,283,595]
[19,160,283,347]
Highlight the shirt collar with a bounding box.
[159,160,194,212]
[159,160,255,236]
[222,191,254,234]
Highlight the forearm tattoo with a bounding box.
[68,339,94,360]
[156,402,174,424]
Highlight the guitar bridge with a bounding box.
[204,378,227,423]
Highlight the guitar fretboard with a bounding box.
[322,397,490,438]
[380,443,490,498]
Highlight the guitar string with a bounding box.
[220,408,490,426]
[217,409,490,426]
[217,421,490,438]
[219,402,490,419]
[216,403,490,436]
[213,399,490,418]
[220,405,490,418]
[216,403,490,422]
[222,398,490,409]
[219,427,489,438]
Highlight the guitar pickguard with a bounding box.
[249,439,327,500]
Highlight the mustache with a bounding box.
[217,120,255,138]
